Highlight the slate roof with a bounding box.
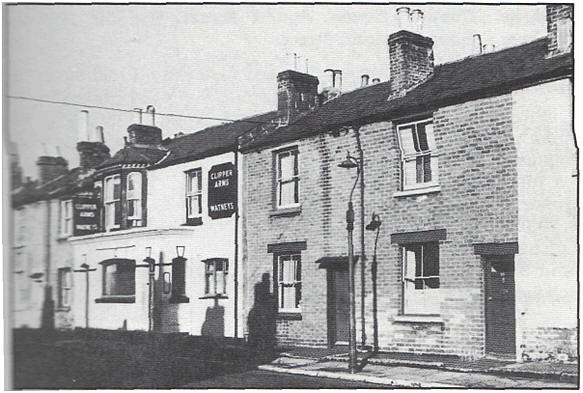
[152,110,279,169]
[97,146,168,169]
[12,167,94,207]
[240,37,573,152]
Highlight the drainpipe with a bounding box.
[353,126,366,349]
[41,200,55,330]
[234,148,239,339]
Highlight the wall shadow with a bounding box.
[247,273,276,351]
[201,298,225,337]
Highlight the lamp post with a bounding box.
[366,213,382,353]
[338,152,360,373]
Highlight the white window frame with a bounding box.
[396,119,439,191]
[276,148,300,209]
[104,175,121,231]
[402,243,440,315]
[277,254,302,313]
[57,267,72,308]
[126,172,143,227]
[60,199,73,236]
[204,258,228,296]
[186,168,202,218]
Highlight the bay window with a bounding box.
[397,119,438,190]
[126,172,142,227]
[104,175,121,230]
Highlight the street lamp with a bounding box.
[338,152,360,373]
[366,213,382,353]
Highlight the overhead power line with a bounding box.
[7,95,269,125]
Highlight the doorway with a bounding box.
[484,255,516,357]
[327,269,349,345]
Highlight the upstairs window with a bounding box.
[186,169,202,221]
[277,254,301,312]
[397,120,438,190]
[94,181,103,230]
[126,172,143,228]
[104,175,121,230]
[402,242,440,315]
[60,199,73,236]
[276,148,300,208]
[203,258,228,297]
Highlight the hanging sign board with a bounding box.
[73,193,100,236]
[208,162,237,219]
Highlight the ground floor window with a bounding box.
[57,267,72,308]
[276,254,301,312]
[402,242,440,315]
[203,258,228,297]
[102,259,135,296]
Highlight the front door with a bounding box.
[328,269,349,344]
[484,255,516,356]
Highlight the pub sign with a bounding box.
[208,162,237,219]
[73,192,100,236]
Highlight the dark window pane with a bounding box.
[423,155,432,182]
[412,127,420,152]
[417,123,429,151]
[423,242,440,277]
[416,156,424,183]
[114,202,121,225]
[296,282,302,308]
[425,277,440,288]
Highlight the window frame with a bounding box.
[202,258,228,298]
[275,253,302,313]
[275,148,300,209]
[104,174,121,231]
[185,168,203,220]
[126,172,143,228]
[401,242,440,316]
[57,267,72,308]
[396,119,439,191]
[60,199,73,237]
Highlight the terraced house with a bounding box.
[239,4,575,362]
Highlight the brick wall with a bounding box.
[243,92,517,356]
[546,4,573,57]
[520,327,577,362]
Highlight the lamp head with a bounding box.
[80,263,89,270]
[366,213,382,231]
[176,245,185,258]
[338,152,358,169]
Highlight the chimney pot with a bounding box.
[372,78,380,84]
[361,74,370,87]
[472,34,482,55]
[334,70,343,91]
[410,9,424,33]
[396,7,411,30]
[78,110,89,141]
[94,126,105,143]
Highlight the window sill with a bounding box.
[55,306,71,312]
[56,235,71,241]
[95,296,136,303]
[183,217,203,226]
[277,312,302,321]
[269,206,302,217]
[199,294,228,300]
[393,314,444,324]
[169,294,190,303]
[393,185,441,198]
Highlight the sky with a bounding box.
[5,3,550,178]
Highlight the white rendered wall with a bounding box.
[512,78,577,357]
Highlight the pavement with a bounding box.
[257,347,579,388]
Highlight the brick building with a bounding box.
[239,5,575,361]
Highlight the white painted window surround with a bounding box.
[278,254,301,312]
[402,242,440,315]
[126,172,142,227]
[104,175,121,231]
[276,149,300,209]
[397,119,439,192]
[186,169,202,218]
[60,199,73,236]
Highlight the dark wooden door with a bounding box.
[484,255,516,356]
[332,270,350,343]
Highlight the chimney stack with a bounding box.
[361,74,370,87]
[37,155,68,184]
[277,69,319,124]
[127,124,163,146]
[77,125,110,169]
[546,4,573,57]
[388,7,434,97]
[472,34,482,55]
